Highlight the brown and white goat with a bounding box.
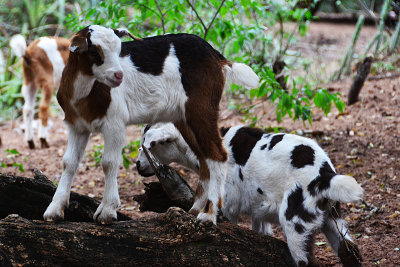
[10,34,70,148]
[43,25,259,224]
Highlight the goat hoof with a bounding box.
[188,208,200,216]
[28,140,35,149]
[197,212,217,225]
[43,206,65,222]
[40,138,49,148]
[93,204,118,224]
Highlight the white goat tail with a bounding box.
[224,63,259,89]
[10,34,27,57]
[323,175,364,203]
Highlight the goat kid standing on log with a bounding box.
[10,35,70,149]
[43,25,259,224]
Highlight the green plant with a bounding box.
[88,144,103,167]
[0,148,25,172]
[122,140,141,170]
[87,140,141,170]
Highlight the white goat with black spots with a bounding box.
[137,123,364,267]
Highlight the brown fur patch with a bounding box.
[217,196,223,209]
[75,81,111,123]
[188,208,199,216]
[193,183,204,202]
[57,27,99,125]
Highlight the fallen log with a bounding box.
[0,169,131,221]
[0,210,294,266]
[0,169,295,266]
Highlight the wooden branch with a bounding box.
[204,0,227,39]
[0,170,131,221]
[348,56,373,105]
[142,145,194,211]
[185,0,207,33]
[185,0,226,39]
[0,210,295,266]
[0,168,296,265]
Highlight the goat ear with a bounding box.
[69,35,88,53]
[113,28,143,41]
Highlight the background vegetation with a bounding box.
[0,0,398,127]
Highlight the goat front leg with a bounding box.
[43,128,89,221]
[93,128,125,224]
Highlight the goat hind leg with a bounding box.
[22,82,37,149]
[38,83,54,148]
[188,121,227,224]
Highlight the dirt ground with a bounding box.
[1,22,399,266]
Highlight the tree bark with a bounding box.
[0,170,131,221]
[0,170,295,266]
[348,56,373,105]
[0,210,295,266]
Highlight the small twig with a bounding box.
[154,0,166,34]
[185,0,226,39]
[331,205,363,264]
[204,0,226,39]
[185,0,207,33]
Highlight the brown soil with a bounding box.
[0,22,399,266]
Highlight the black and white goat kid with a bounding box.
[43,25,259,225]
[137,123,364,266]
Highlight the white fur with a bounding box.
[224,63,259,89]
[37,37,66,88]
[10,34,27,57]
[137,123,364,266]
[44,25,259,225]
[21,83,37,142]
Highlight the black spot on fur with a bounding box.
[307,161,336,196]
[230,127,265,166]
[269,134,285,150]
[239,168,244,181]
[204,199,211,213]
[143,125,151,134]
[285,186,316,223]
[260,144,267,150]
[121,35,172,75]
[88,45,104,66]
[290,145,315,168]
[220,127,230,137]
[257,188,264,194]
[295,223,305,233]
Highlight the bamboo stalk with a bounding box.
[389,19,400,53]
[374,0,391,55]
[332,15,364,80]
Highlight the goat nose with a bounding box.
[114,71,123,81]
[136,160,141,170]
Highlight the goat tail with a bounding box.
[10,34,27,57]
[224,63,259,89]
[322,175,363,203]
